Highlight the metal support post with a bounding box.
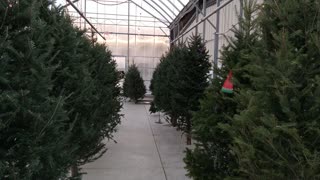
[84,0,86,29]
[202,0,206,41]
[195,7,199,35]
[127,1,130,72]
[240,0,244,18]
[213,0,221,78]
[178,23,180,43]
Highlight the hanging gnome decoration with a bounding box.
[221,70,233,94]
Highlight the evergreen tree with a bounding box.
[0,0,121,178]
[170,36,210,144]
[184,1,261,178]
[149,78,156,113]
[123,64,146,103]
[151,36,210,141]
[224,0,320,178]
[151,47,182,126]
[0,0,72,178]
[149,70,158,114]
[46,7,121,176]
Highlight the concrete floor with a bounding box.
[81,102,191,180]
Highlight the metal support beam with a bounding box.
[176,0,185,7]
[177,21,180,37]
[65,0,106,40]
[69,11,165,19]
[191,0,216,29]
[159,0,177,17]
[195,3,199,35]
[71,16,166,24]
[160,27,169,37]
[240,0,244,18]
[166,0,180,12]
[213,0,221,78]
[72,21,167,29]
[71,21,166,28]
[102,32,169,37]
[127,1,130,71]
[149,0,174,21]
[84,0,86,29]
[129,0,169,27]
[179,13,196,34]
[170,0,234,44]
[61,0,79,8]
[142,0,171,23]
[202,0,207,41]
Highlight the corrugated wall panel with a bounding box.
[173,0,243,68]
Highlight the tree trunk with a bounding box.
[71,164,79,178]
[186,133,192,145]
[186,117,191,145]
[171,114,177,127]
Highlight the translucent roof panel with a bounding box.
[130,0,190,26]
[57,0,189,26]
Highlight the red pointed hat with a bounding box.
[221,70,233,94]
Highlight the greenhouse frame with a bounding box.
[62,0,246,90]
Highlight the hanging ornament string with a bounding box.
[221,70,233,94]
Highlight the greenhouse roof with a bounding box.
[59,0,190,27]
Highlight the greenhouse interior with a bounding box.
[1,0,320,179]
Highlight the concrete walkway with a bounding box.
[81,102,191,180]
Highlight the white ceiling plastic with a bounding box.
[90,0,190,25]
